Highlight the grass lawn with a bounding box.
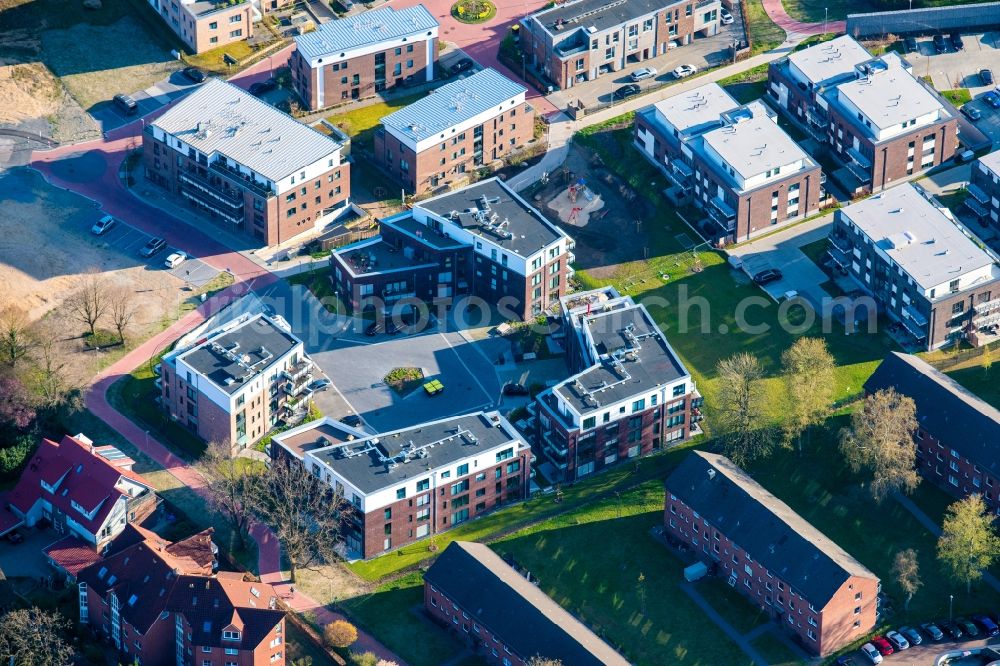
[697,577,770,634]
[287,268,346,314]
[944,361,1000,406]
[182,37,288,75]
[745,0,786,54]
[942,89,972,107]
[325,93,426,151]
[780,0,996,22]
[751,633,803,665]
[286,618,339,666]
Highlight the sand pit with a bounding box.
[547,183,605,227]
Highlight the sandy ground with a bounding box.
[547,184,605,227]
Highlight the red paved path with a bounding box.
[760,0,845,37]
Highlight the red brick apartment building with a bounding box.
[146,0,252,54]
[330,178,572,320]
[270,411,531,559]
[635,83,821,245]
[534,288,702,483]
[768,36,957,195]
[374,68,534,194]
[520,0,721,91]
[78,524,286,666]
[144,78,351,247]
[967,149,1000,229]
[665,451,881,656]
[291,5,439,111]
[424,541,630,665]
[865,352,1000,512]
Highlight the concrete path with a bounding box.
[681,582,769,666]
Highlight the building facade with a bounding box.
[635,84,821,245]
[159,313,311,449]
[967,149,1000,228]
[147,0,253,54]
[144,78,351,246]
[374,68,535,194]
[665,451,881,656]
[520,0,720,90]
[330,178,573,319]
[826,183,1000,350]
[424,541,630,666]
[291,5,439,111]
[534,288,702,482]
[270,412,532,560]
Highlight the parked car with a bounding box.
[933,33,948,53]
[341,414,362,427]
[720,8,734,24]
[871,636,894,656]
[673,64,697,78]
[899,626,923,646]
[950,32,965,51]
[139,237,167,258]
[502,382,530,396]
[886,631,910,650]
[182,67,206,83]
[308,378,331,392]
[364,321,383,336]
[752,268,783,285]
[920,622,944,641]
[962,105,983,121]
[5,531,23,544]
[612,84,641,100]
[164,251,187,269]
[449,58,474,76]
[985,91,1000,109]
[903,35,918,53]
[630,67,657,81]
[860,643,883,665]
[973,614,999,636]
[939,619,963,639]
[249,79,278,96]
[386,320,406,335]
[958,617,980,637]
[91,214,116,235]
[835,656,858,666]
[335,0,353,10]
[982,68,995,86]
[112,93,138,115]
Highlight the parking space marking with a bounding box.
[436,331,497,409]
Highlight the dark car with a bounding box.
[933,33,948,53]
[940,619,963,639]
[962,105,983,121]
[5,531,23,544]
[449,58,474,76]
[958,617,980,637]
[950,32,965,51]
[835,656,858,666]
[985,91,1000,109]
[364,321,383,336]
[973,614,1000,636]
[182,67,206,83]
[903,36,918,53]
[982,69,995,86]
[899,626,923,646]
[386,320,406,335]
[920,622,945,641]
[139,237,167,258]
[613,84,641,101]
[335,0,353,10]
[113,93,138,115]
[249,79,278,96]
[341,414,362,427]
[502,382,530,396]
[752,268,783,285]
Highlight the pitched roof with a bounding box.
[168,572,284,649]
[864,352,1000,474]
[295,5,438,61]
[425,542,630,665]
[666,451,878,608]
[44,536,103,577]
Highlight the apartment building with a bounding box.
[635,83,821,244]
[159,313,311,449]
[768,37,957,193]
[424,541,630,666]
[147,0,253,54]
[665,451,881,656]
[966,149,1000,227]
[144,78,351,246]
[374,68,534,194]
[291,5,439,111]
[826,183,1000,350]
[78,524,286,666]
[520,0,721,90]
[534,288,701,482]
[0,434,157,551]
[270,411,531,559]
[866,352,1000,513]
[330,178,573,319]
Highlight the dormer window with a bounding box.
[223,630,241,641]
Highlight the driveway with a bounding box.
[0,528,61,579]
[840,636,999,665]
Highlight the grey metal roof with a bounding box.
[425,542,631,666]
[865,352,1000,475]
[295,5,438,61]
[787,35,872,87]
[533,0,683,36]
[666,451,879,608]
[151,78,344,183]
[838,184,996,292]
[419,178,566,258]
[381,68,526,144]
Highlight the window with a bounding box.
[223,631,241,641]
[417,479,430,492]
[673,384,686,397]
[384,508,392,520]
[229,29,242,38]
[457,463,469,476]
[506,461,520,474]
[632,399,645,412]
[209,21,217,28]
[396,488,406,500]
[496,448,514,462]
[952,302,965,315]
[582,416,596,430]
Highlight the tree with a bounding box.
[0,607,76,665]
[350,652,378,666]
[65,269,108,336]
[107,286,138,344]
[892,548,922,611]
[715,352,772,466]
[0,304,33,368]
[0,373,36,435]
[197,441,261,550]
[937,494,1000,593]
[29,321,70,406]
[323,620,358,649]
[781,337,835,451]
[249,458,346,582]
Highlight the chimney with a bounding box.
[707,468,716,481]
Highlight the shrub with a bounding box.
[0,435,37,479]
[323,620,358,649]
[350,652,378,666]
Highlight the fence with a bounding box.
[846,2,1000,38]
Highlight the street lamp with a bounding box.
[950,594,954,621]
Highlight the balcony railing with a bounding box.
[975,298,1000,315]
[281,359,313,382]
[829,234,852,254]
[209,161,274,199]
[282,374,313,396]
[178,171,244,209]
[567,251,576,264]
[709,195,736,221]
[968,183,991,205]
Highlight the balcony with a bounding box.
[282,373,313,396]
[567,251,576,264]
[707,196,737,233]
[903,305,928,328]
[844,158,873,185]
[968,183,991,206]
[178,170,243,208]
[828,245,850,270]
[847,146,873,170]
[281,359,313,382]
[829,233,852,255]
[965,197,990,219]
[179,187,245,224]
[210,160,274,199]
[975,298,1000,316]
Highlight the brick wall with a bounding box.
[424,582,530,665]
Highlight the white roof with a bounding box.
[840,184,996,291]
[700,102,811,185]
[836,67,944,132]
[151,78,344,183]
[787,35,872,87]
[979,148,1000,177]
[652,82,739,136]
[295,5,438,61]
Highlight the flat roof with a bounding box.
[178,314,300,395]
[839,184,996,291]
[700,102,812,186]
[786,35,872,87]
[533,0,681,35]
[384,213,468,250]
[649,82,739,137]
[333,239,438,276]
[835,66,943,132]
[272,419,369,459]
[381,68,527,144]
[151,78,343,183]
[308,412,524,494]
[978,148,1000,177]
[420,178,565,258]
[295,5,438,61]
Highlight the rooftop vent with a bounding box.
[707,468,716,480]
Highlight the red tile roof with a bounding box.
[44,536,103,577]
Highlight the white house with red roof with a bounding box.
[1,434,158,551]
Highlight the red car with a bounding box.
[871,636,894,656]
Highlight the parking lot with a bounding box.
[91,216,218,287]
[90,72,203,133]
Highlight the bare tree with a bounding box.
[781,337,835,452]
[715,352,773,466]
[250,457,346,582]
[65,269,108,336]
[839,388,919,502]
[197,441,261,550]
[892,548,922,611]
[29,321,71,405]
[938,494,1000,593]
[0,607,76,665]
[108,286,139,343]
[0,304,33,368]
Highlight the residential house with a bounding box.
[146,0,253,54]
[966,148,1000,227]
